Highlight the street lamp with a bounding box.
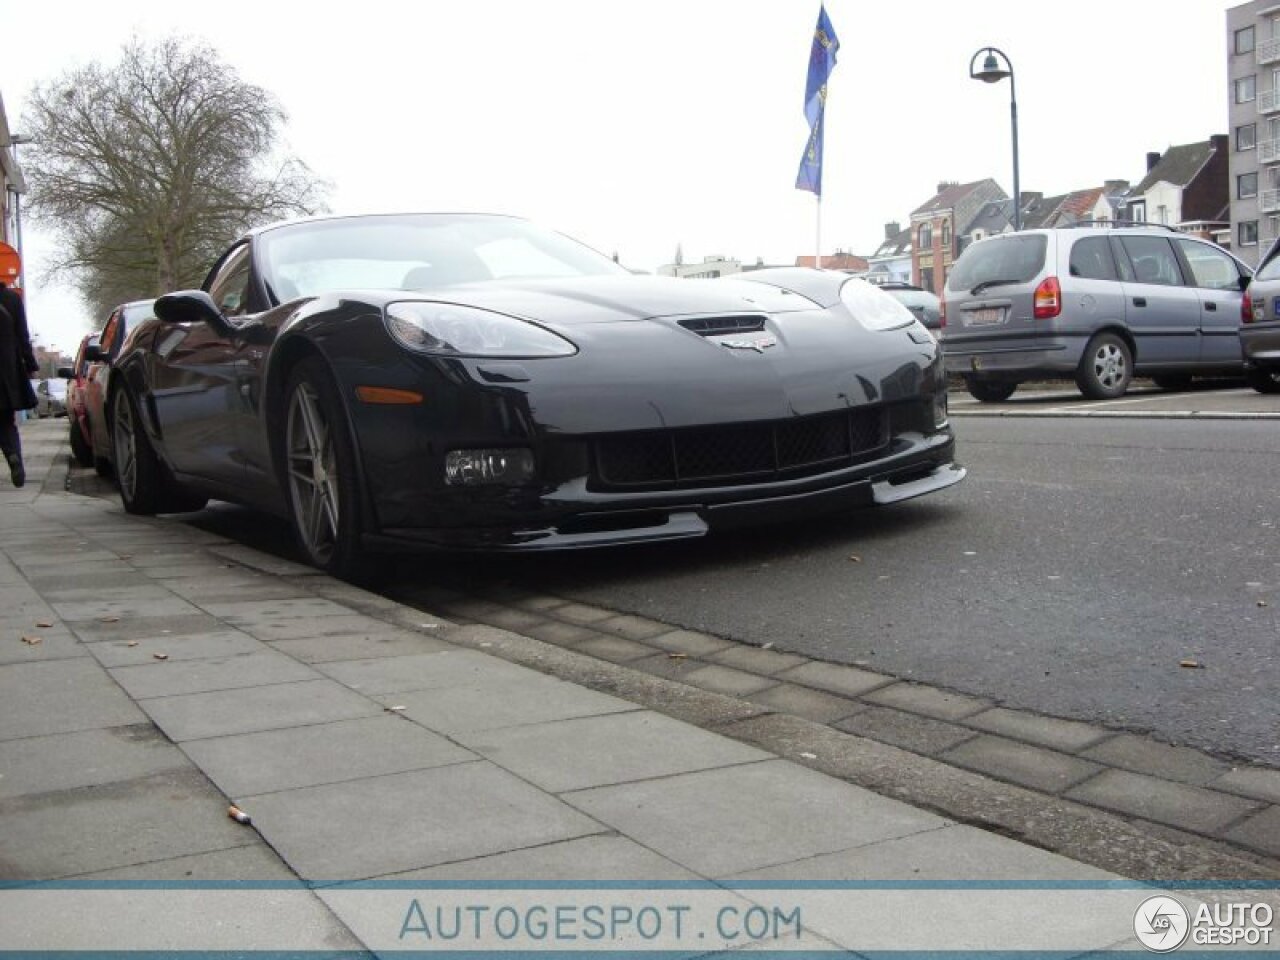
[969,47,1020,231]
[7,133,32,288]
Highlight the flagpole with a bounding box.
[816,195,822,269]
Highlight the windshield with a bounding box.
[255,214,628,299]
[947,234,1047,292]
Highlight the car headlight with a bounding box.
[838,278,916,332]
[385,301,577,358]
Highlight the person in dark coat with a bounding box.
[0,280,39,487]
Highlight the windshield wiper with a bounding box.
[969,279,1020,295]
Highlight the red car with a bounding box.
[58,333,99,467]
[84,300,155,476]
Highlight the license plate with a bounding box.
[964,307,1005,326]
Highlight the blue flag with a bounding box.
[795,5,839,196]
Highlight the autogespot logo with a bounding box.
[1134,895,1191,953]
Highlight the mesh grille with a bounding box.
[594,407,890,489]
[678,315,767,336]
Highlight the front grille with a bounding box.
[594,407,890,489]
[678,315,767,337]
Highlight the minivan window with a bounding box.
[946,234,1047,291]
[1117,236,1183,287]
[1068,237,1118,281]
[1175,238,1245,291]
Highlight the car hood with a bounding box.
[390,275,821,325]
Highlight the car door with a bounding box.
[148,245,253,486]
[1113,235,1202,366]
[1173,237,1249,367]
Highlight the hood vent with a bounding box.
[678,314,767,337]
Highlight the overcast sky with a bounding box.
[1,0,1235,352]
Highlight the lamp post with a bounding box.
[7,133,32,288]
[969,47,1020,231]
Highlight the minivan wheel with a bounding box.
[964,377,1018,403]
[1246,367,1280,394]
[1076,333,1132,399]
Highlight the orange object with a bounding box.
[0,242,20,287]
[354,385,423,405]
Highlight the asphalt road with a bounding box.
[403,415,1280,766]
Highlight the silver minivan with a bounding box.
[941,226,1252,401]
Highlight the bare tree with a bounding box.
[22,36,327,320]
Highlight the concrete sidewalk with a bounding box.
[0,418,1160,952]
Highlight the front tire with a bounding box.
[964,377,1017,403]
[1076,333,1132,399]
[282,358,375,581]
[111,386,208,515]
[1246,367,1280,394]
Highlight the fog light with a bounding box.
[445,448,536,486]
[932,391,949,429]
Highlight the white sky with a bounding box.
[0,0,1236,353]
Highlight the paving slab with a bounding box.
[139,678,384,742]
[861,682,993,721]
[181,714,475,798]
[680,663,779,697]
[316,649,538,695]
[0,659,147,741]
[1064,769,1262,835]
[51,594,206,621]
[267,629,454,663]
[375,834,701,881]
[747,683,869,724]
[707,644,809,675]
[240,763,605,880]
[645,629,736,657]
[198,597,357,623]
[774,661,894,699]
[1224,806,1280,857]
[107,648,320,699]
[376,672,637,733]
[0,725,190,800]
[593,613,673,641]
[563,759,946,878]
[242,614,400,642]
[1214,766,1280,805]
[727,823,1115,881]
[942,735,1104,794]
[0,629,88,665]
[71,842,301,880]
[454,710,768,793]
[0,769,257,880]
[572,633,660,663]
[86,630,264,667]
[965,707,1113,753]
[550,602,618,625]
[516,619,599,647]
[64,612,229,643]
[1079,733,1232,786]
[836,706,978,756]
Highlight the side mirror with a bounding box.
[84,343,106,363]
[154,290,238,338]
[1239,274,1252,292]
[56,366,75,379]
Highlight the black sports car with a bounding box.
[110,213,964,579]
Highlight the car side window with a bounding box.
[1068,237,1118,281]
[206,244,254,317]
[1175,239,1243,292]
[100,312,122,357]
[1118,236,1184,286]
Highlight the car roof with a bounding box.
[243,211,530,239]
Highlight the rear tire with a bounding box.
[964,377,1017,403]
[1246,367,1280,394]
[281,358,379,583]
[69,419,93,467]
[111,386,208,515]
[1076,333,1132,399]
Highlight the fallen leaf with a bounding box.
[152,653,169,661]
[1179,659,1204,669]
[21,636,42,646]
[227,804,252,825]
[126,641,139,647]
[667,652,688,660]
[799,752,817,760]
[385,705,407,712]
[99,616,120,623]
[848,555,862,563]
[35,620,53,628]
[1259,600,1269,608]
[761,642,775,650]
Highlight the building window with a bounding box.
[918,224,932,248]
[1240,220,1260,247]
[1237,25,1256,55]
[1237,75,1257,103]
[1240,172,1259,199]
[1238,123,1257,151]
[1157,205,1168,225]
[941,221,951,248]
[1129,201,1146,222]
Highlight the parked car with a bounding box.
[879,282,942,331]
[1242,240,1280,394]
[109,212,964,581]
[941,225,1252,401]
[83,300,155,477]
[58,333,100,467]
[31,378,67,418]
